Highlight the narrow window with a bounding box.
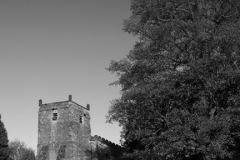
[52,113,58,121]
[79,116,82,123]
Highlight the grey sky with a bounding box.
[0,0,136,151]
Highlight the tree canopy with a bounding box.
[107,0,240,159]
[9,139,36,160]
[0,114,10,160]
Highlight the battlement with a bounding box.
[90,135,125,151]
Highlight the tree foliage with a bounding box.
[107,0,240,159]
[0,114,10,160]
[9,139,36,160]
[0,115,9,160]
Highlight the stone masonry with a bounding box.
[37,95,124,160]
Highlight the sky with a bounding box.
[0,0,137,152]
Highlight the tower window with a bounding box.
[80,116,82,123]
[52,113,58,121]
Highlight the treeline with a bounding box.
[0,114,36,160]
[107,0,240,160]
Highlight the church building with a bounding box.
[37,95,124,160]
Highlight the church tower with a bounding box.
[37,95,91,160]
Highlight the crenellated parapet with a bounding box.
[90,135,125,151]
[89,135,125,159]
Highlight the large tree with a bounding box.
[107,0,240,159]
[0,114,10,160]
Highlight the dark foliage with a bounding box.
[0,115,10,160]
[107,0,240,159]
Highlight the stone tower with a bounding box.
[37,95,91,160]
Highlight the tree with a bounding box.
[20,148,35,160]
[0,114,10,160]
[107,0,240,159]
[9,139,36,160]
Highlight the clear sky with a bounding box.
[0,0,136,152]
